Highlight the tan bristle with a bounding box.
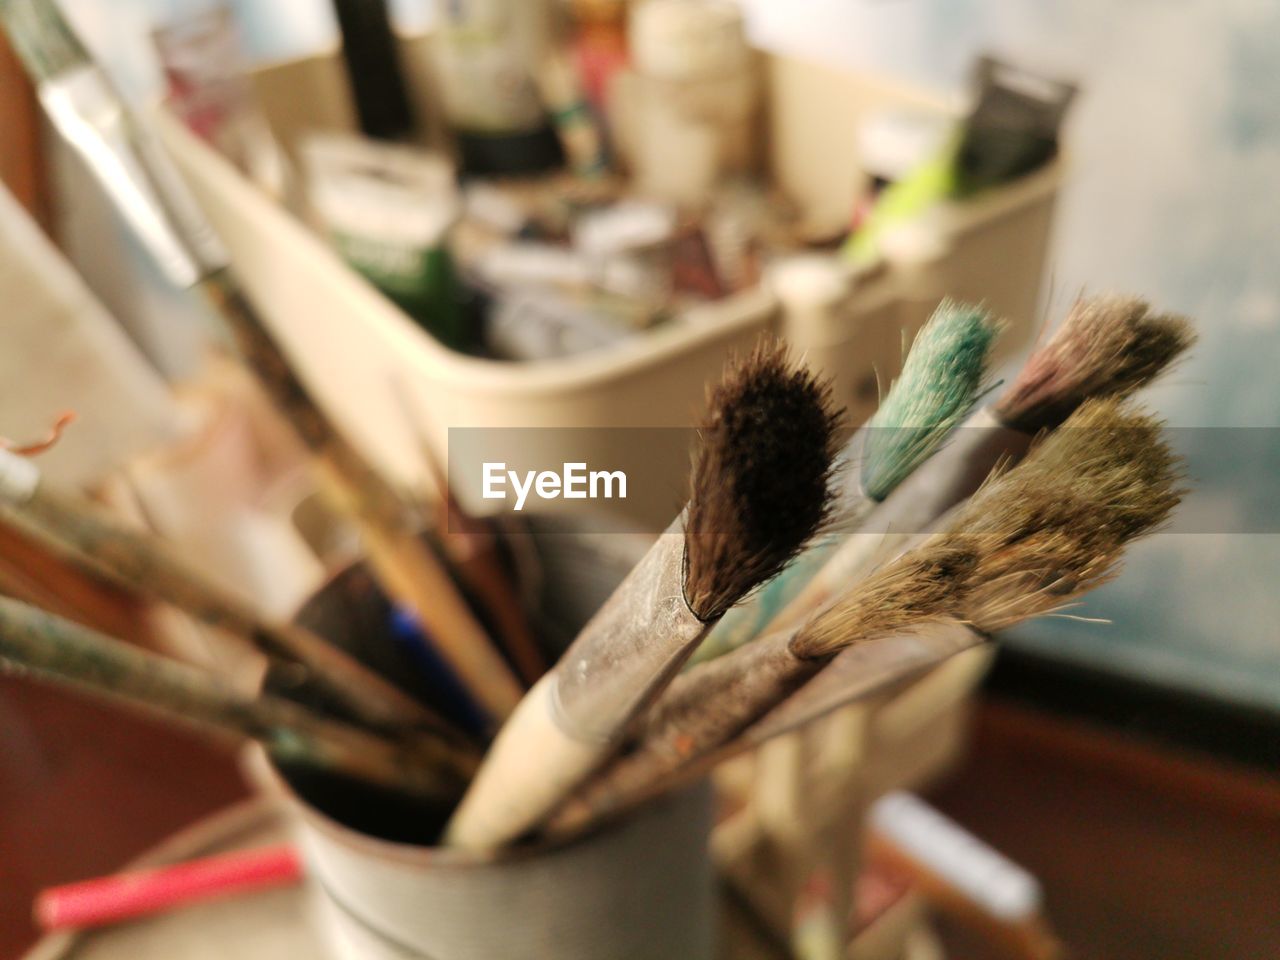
[788,541,977,659]
[1003,397,1184,541]
[684,339,843,621]
[995,294,1196,432]
[965,529,1123,631]
[949,399,1183,628]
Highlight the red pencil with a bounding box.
[35,845,304,931]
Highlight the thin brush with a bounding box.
[860,300,1001,501]
[0,447,459,739]
[551,400,1182,835]
[444,340,842,850]
[0,596,477,801]
[756,294,1194,638]
[689,299,999,666]
[0,0,525,724]
[390,377,548,686]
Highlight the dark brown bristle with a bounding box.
[995,295,1196,432]
[684,339,843,621]
[789,541,977,660]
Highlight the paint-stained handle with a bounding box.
[445,526,711,849]
[553,527,707,740]
[0,450,451,736]
[548,624,986,838]
[0,596,472,798]
[203,273,523,724]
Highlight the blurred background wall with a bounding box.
[54,0,1280,710]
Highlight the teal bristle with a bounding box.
[0,0,92,82]
[860,299,1000,501]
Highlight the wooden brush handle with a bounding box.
[398,389,547,687]
[450,545,546,686]
[0,450,450,737]
[354,520,524,723]
[552,638,819,838]
[0,516,162,650]
[0,596,474,800]
[551,625,985,839]
[201,272,522,724]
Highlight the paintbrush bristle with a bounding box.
[0,0,91,81]
[684,339,842,621]
[860,300,1000,502]
[951,397,1183,629]
[993,397,1183,541]
[789,540,977,659]
[994,294,1196,432]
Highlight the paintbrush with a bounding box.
[687,298,995,945]
[0,0,525,724]
[0,446,460,739]
[757,294,1195,637]
[767,312,1190,956]
[390,377,548,686]
[0,596,477,801]
[689,299,1000,666]
[444,339,843,850]
[550,398,1183,834]
[0,514,167,651]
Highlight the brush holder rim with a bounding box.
[247,743,705,868]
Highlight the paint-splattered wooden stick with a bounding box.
[0,595,476,800]
[0,447,460,738]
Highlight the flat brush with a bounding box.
[689,299,999,666]
[0,596,476,802]
[553,399,1182,834]
[0,447,453,738]
[761,294,1194,636]
[444,340,842,850]
[0,0,524,724]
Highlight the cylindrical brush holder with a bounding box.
[259,554,716,960]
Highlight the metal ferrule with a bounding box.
[39,64,227,287]
[551,519,708,744]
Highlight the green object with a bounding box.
[861,299,999,501]
[842,137,959,266]
[844,57,1075,266]
[332,230,468,350]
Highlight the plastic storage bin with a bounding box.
[157,39,1062,528]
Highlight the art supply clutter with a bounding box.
[152,17,1068,532]
[144,0,1074,369]
[0,287,1195,955]
[0,2,1196,958]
